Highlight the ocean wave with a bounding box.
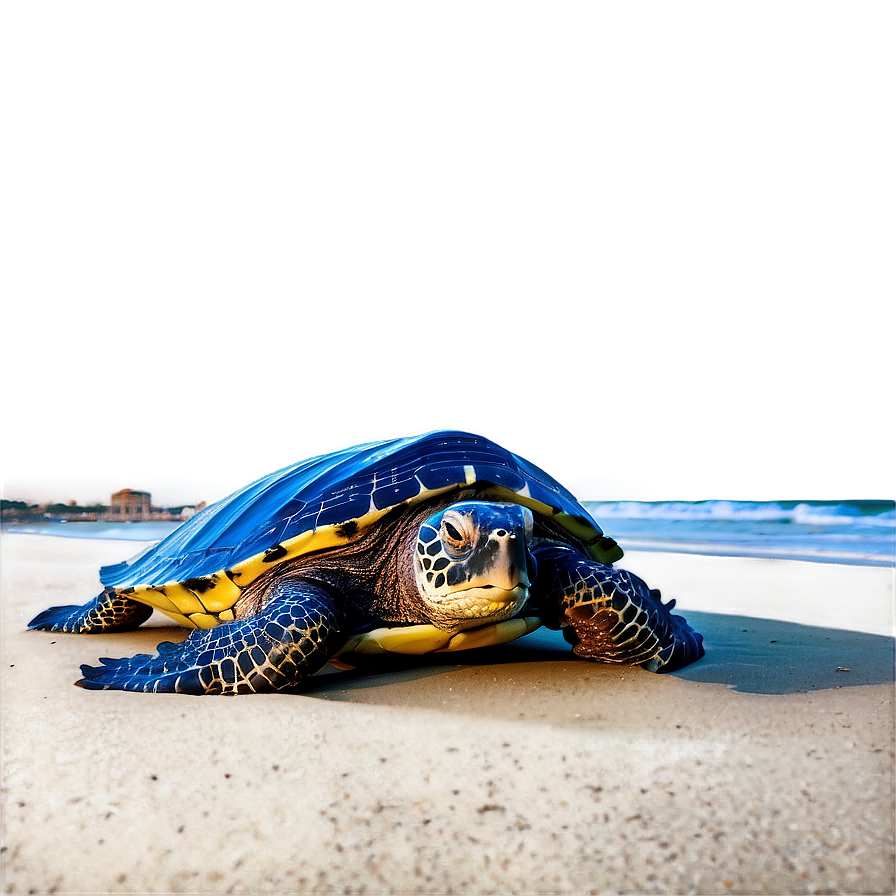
[792,504,896,529]
[2,521,181,541]
[584,500,896,529]
[612,537,894,567]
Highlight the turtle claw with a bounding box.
[644,616,704,673]
[156,640,180,656]
[649,588,677,612]
[28,591,152,634]
[28,605,86,633]
[76,658,204,693]
[77,661,113,689]
[96,655,138,668]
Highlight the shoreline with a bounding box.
[4,518,894,570]
[2,533,894,894]
[617,538,895,568]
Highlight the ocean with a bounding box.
[4,500,894,568]
[583,499,895,567]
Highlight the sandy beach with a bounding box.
[1,533,893,895]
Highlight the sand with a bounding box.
[1,533,893,895]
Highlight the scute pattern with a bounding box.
[86,431,620,627]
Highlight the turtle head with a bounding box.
[414,501,534,632]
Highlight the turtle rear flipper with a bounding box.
[533,544,704,673]
[28,589,153,633]
[77,581,340,695]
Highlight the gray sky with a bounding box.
[2,3,893,508]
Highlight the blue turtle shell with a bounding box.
[98,431,622,628]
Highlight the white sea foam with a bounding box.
[791,503,895,528]
[587,500,794,523]
[618,538,890,567]
[1,521,180,541]
[575,499,895,567]
[586,499,895,529]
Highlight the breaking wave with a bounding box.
[585,500,895,529]
[578,499,894,566]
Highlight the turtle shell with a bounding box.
[100,431,622,629]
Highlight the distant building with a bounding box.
[110,489,151,520]
[179,500,207,521]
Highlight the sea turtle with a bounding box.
[28,431,704,694]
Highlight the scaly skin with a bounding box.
[531,543,704,673]
[75,581,340,694]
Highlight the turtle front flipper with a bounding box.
[531,544,704,673]
[28,589,154,633]
[76,580,340,695]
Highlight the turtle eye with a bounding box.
[440,512,472,557]
[443,521,463,542]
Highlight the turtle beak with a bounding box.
[486,506,533,591]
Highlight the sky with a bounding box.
[1,2,893,509]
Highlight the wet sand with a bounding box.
[2,533,893,895]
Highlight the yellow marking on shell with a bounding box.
[136,583,224,618]
[130,580,239,616]
[463,464,477,485]
[188,586,239,614]
[135,588,180,614]
[145,582,208,617]
[155,608,198,628]
[218,609,235,622]
[189,613,220,629]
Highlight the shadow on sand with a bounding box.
[671,610,895,694]
[309,611,895,697]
